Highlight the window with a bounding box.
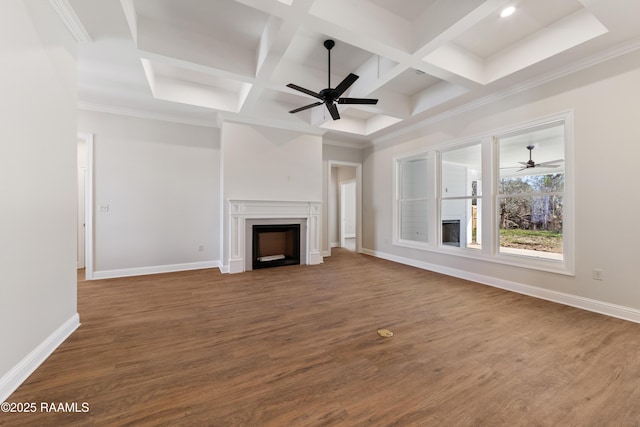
[392,114,572,274]
[497,121,565,261]
[397,155,429,244]
[440,143,482,250]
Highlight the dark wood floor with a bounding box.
[3,249,640,426]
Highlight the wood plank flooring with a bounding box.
[3,249,640,426]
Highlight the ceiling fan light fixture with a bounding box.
[500,6,516,18]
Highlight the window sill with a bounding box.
[393,240,574,276]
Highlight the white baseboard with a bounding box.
[344,234,356,239]
[0,313,80,403]
[362,248,640,324]
[330,242,340,248]
[92,261,220,280]
[322,250,331,257]
[309,252,323,265]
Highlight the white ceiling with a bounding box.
[64,0,640,146]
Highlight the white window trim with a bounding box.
[391,111,574,276]
[493,113,574,275]
[438,140,485,253]
[393,150,432,249]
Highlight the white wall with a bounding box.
[0,0,78,400]
[363,49,640,313]
[342,180,357,237]
[222,122,323,201]
[78,110,221,277]
[221,122,323,265]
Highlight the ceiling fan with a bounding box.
[503,145,564,172]
[287,39,378,120]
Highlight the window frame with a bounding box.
[438,141,484,252]
[391,112,574,275]
[393,150,433,249]
[493,116,574,274]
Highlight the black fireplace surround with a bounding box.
[252,224,301,269]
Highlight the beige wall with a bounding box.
[223,122,323,202]
[0,0,78,399]
[78,110,221,276]
[362,49,640,311]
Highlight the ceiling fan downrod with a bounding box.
[324,39,334,89]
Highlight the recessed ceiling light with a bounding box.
[500,6,516,18]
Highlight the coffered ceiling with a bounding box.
[63,0,640,145]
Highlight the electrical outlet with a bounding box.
[592,268,604,281]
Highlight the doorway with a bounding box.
[77,132,94,279]
[328,161,361,255]
[340,180,356,251]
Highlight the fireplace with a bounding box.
[226,200,322,273]
[252,224,301,269]
[442,219,461,247]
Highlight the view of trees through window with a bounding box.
[498,122,565,259]
[498,174,563,254]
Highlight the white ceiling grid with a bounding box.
[68,0,640,145]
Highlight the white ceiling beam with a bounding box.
[238,0,319,114]
[119,0,137,44]
[412,81,470,115]
[423,44,486,85]
[49,0,92,42]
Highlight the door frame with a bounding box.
[327,160,362,254]
[77,165,86,268]
[78,132,95,280]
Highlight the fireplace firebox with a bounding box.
[442,219,461,247]
[252,224,301,269]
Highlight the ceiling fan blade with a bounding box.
[338,98,378,105]
[286,83,323,100]
[535,159,564,167]
[326,102,340,120]
[289,101,323,114]
[333,73,359,97]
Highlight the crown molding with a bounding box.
[49,0,92,43]
[322,138,368,150]
[78,102,221,128]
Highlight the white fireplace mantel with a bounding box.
[226,200,322,273]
